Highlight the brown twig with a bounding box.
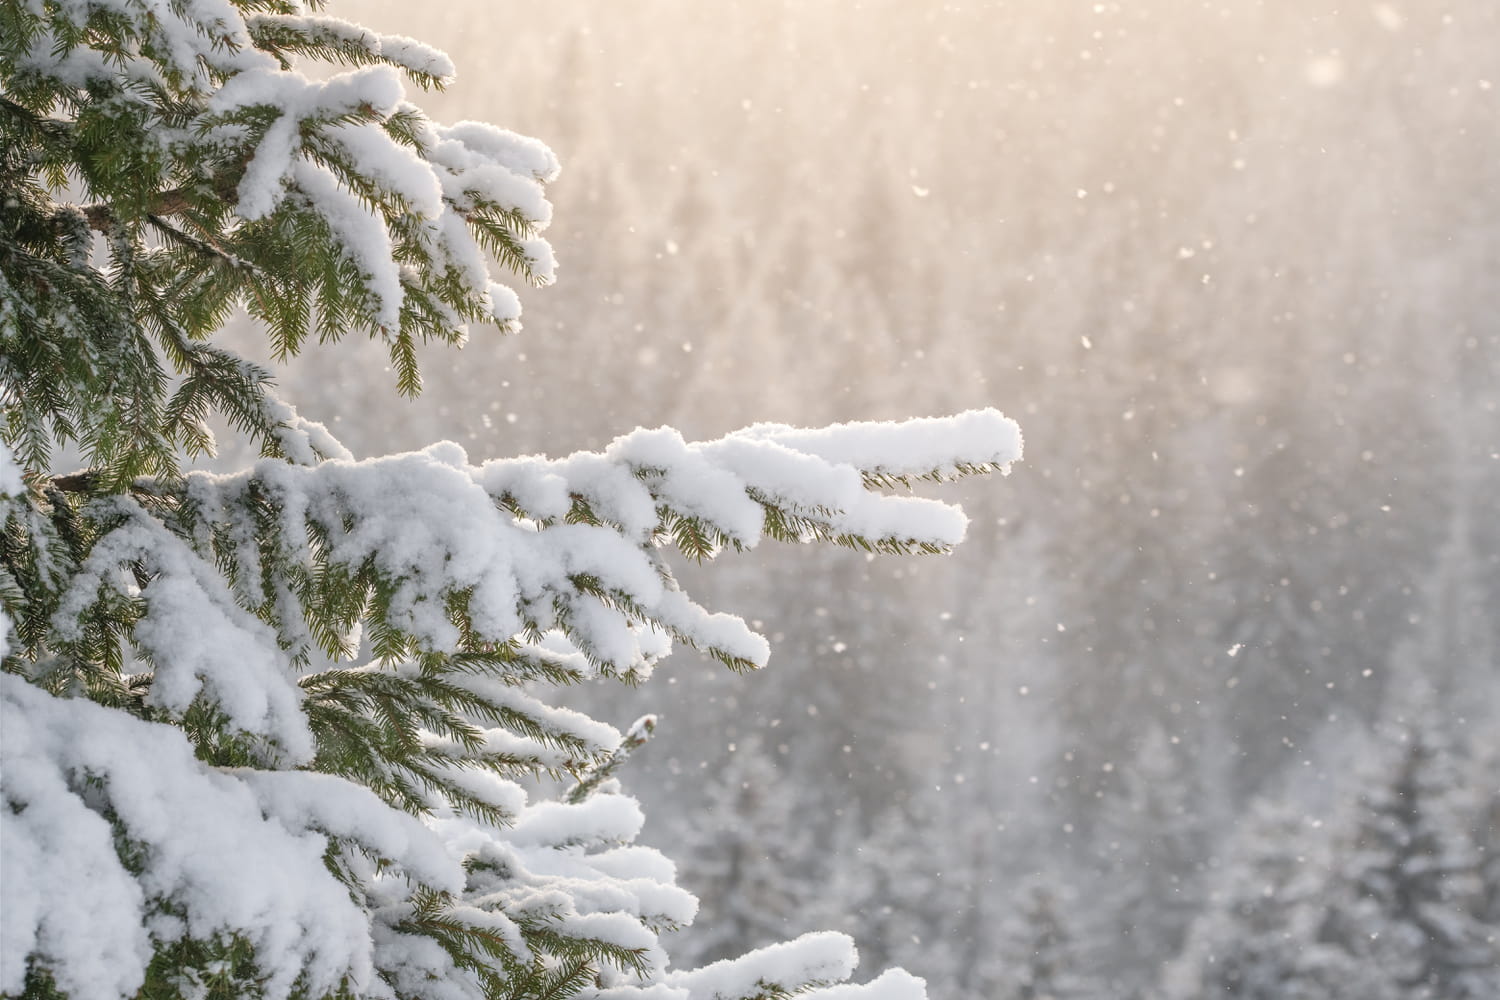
[50,469,99,493]
[82,188,196,233]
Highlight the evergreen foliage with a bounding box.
[990,876,1096,1000]
[664,735,812,969]
[1082,725,1206,994]
[1168,698,1500,1000]
[1320,695,1499,999]
[1163,799,1355,1000]
[0,4,1021,999]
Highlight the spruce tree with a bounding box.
[1321,693,1499,999]
[1082,725,1206,994]
[663,734,812,969]
[1170,700,1500,1000]
[0,4,1022,999]
[990,875,1096,1000]
[810,805,965,997]
[1163,798,1361,1000]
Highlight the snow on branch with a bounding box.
[0,2,1022,995]
[0,405,1009,994]
[244,13,458,88]
[578,931,927,1000]
[177,408,1018,678]
[50,497,314,763]
[663,932,860,999]
[801,970,931,1000]
[0,443,22,497]
[10,0,559,363]
[482,407,1021,552]
[0,675,376,1000]
[0,658,703,1000]
[2,423,992,1000]
[731,409,1023,485]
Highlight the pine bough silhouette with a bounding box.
[0,3,1021,998]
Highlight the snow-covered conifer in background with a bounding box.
[1163,799,1354,1000]
[664,735,813,969]
[1320,691,1499,999]
[804,804,968,998]
[990,875,1096,1000]
[1081,725,1207,995]
[0,3,1021,999]
[1167,697,1500,1000]
[1478,740,1500,929]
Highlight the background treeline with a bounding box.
[248,1,1499,995]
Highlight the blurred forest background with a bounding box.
[244,1,1499,995]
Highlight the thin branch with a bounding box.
[566,715,656,804]
[50,469,99,493]
[146,213,256,272]
[80,154,248,233]
[82,188,195,233]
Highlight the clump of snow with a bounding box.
[487,281,524,327]
[734,409,1023,480]
[237,769,459,891]
[261,391,355,465]
[328,121,445,218]
[245,14,457,84]
[51,499,314,763]
[0,441,23,495]
[438,121,562,183]
[506,794,645,849]
[804,969,931,1000]
[666,932,860,999]
[0,676,377,1000]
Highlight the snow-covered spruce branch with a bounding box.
[2,409,1019,1000]
[1,3,1024,998]
[2,0,556,458]
[170,411,1019,681]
